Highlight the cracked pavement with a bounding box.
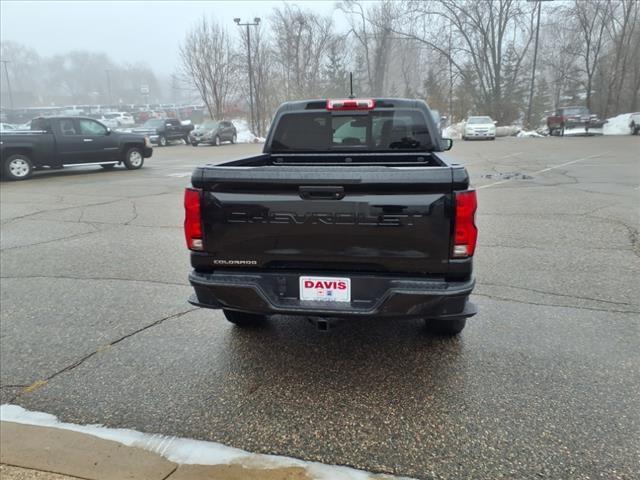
[1,138,639,479]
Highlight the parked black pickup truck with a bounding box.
[132,118,194,146]
[0,116,152,180]
[185,98,477,335]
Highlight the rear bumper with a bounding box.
[188,270,476,320]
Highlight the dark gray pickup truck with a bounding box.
[132,118,194,146]
[185,98,477,335]
[0,116,152,180]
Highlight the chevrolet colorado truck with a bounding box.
[185,98,478,335]
[0,116,152,180]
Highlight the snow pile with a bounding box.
[442,121,465,139]
[1,404,408,480]
[496,126,520,137]
[603,113,632,135]
[516,130,544,138]
[232,118,266,143]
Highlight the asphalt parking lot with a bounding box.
[1,136,638,479]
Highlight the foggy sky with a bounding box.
[0,0,344,75]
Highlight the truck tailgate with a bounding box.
[193,165,455,275]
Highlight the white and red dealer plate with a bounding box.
[299,276,351,302]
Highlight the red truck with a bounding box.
[546,106,606,136]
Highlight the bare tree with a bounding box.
[602,0,639,115]
[572,0,610,111]
[339,0,397,96]
[237,23,276,136]
[271,5,333,99]
[179,17,236,119]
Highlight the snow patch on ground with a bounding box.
[603,113,632,135]
[1,404,411,480]
[516,130,544,138]
[232,118,266,143]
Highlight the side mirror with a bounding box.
[106,128,111,135]
[493,120,498,125]
[443,138,453,151]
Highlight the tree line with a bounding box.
[0,41,160,108]
[180,0,639,135]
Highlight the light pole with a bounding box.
[1,60,14,110]
[526,0,552,129]
[234,17,260,135]
[105,69,112,107]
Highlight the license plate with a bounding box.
[300,276,351,302]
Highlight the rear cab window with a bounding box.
[271,109,432,152]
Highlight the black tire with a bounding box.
[462,136,467,141]
[231,133,237,144]
[223,309,266,327]
[123,148,144,170]
[490,136,496,141]
[213,135,221,147]
[559,125,565,137]
[191,140,199,147]
[425,318,466,336]
[3,153,34,181]
[158,134,167,147]
[101,163,116,170]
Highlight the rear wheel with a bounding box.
[213,135,221,147]
[3,154,34,180]
[158,134,167,147]
[223,309,266,327]
[231,133,237,144]
[123,148,144,170]
[425,318,466,336]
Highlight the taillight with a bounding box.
[326,98,375,110]
[184,188,203,251]
[452,190,478,258]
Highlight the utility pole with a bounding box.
[234,17,260,135]
[1,60,14,110]
[105,69,112,107]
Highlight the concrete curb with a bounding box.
[0,421,314,480]
[2,419,412,480]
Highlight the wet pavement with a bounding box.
[1,137,639,479]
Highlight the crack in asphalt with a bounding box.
[476,281,638,307]
[474,292,640,314]
[124,200,139,225]
[8,307,198,403]
[478,243,633,252]
[0,275,190,287]
[1,189,176,226]
[0,227,102,252]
